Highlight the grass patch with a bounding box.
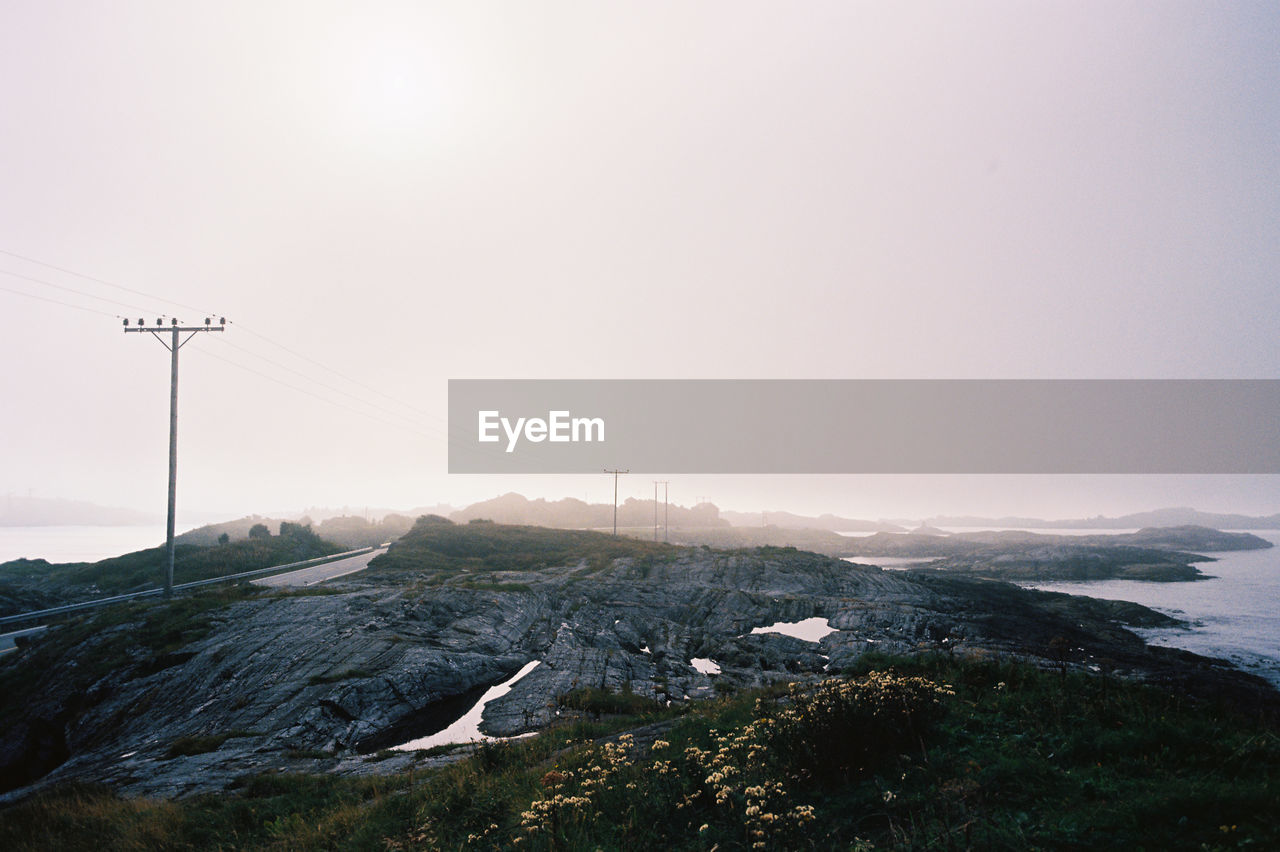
[1,656,1277,850]
[269,585,348,598]
[455,580,534,593]
[165,735,229,759]
[363,516,678,582]
[557,685,664,717]
[0,525,344,601]
[0,585,261,730]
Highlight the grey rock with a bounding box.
[1,538,1273,802]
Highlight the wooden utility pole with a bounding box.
[124,316,225,596]
[604,469,628,535]
[652,481,659,541]
[657,481,670,542]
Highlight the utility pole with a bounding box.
[124,316,226,596]
[603,469,628,535]
[652,481,659,542]
[656,480,670,542]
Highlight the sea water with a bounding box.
[0,525,170,564]
[1019,530,1280,688]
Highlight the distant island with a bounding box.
[0,496,159,527]
[916,506,1280,530]
[839,526,1273,582]
[449,491,728,529]
[720,509,905,532]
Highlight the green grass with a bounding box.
[557,685,664,717]
[1,656,1277,850]
[0,585,262,731]
[363,516,678,583]
[165,735,230,759]
[0,525,344,602]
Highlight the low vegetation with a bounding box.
[2,654,1276,850]
[0,586,264,732]
[363,516,677,583]
[0,522,342,604]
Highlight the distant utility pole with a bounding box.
[652,481,659,541]
[124,316,226,597]
[657,481,670,542]
[603,469,628,536]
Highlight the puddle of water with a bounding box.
[393,660,541,751]
[750,617,836,643]
[691,658,721,675]
[842,556,937,569]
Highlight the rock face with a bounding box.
[0,522,1272,801]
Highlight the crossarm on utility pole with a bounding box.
[124,318,225,596]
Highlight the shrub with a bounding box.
[557,686,662,718]
[166,735,228,758]
[760,672,953,783]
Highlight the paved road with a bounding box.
[253,547,386,588]
[0,625,47,655]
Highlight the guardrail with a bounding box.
[0,546,379,628]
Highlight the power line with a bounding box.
[3,247,446,417]
[212,336,444,433]
[0,267,170,318]
[224,324,484,449]
[0,284,119,317]
[205,336,481,449]
[1,248,483,450]
[197,347,485,458]
[0,247,218,317]
[197,348,438,437]
[228,321,440,420]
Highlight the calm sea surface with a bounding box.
[1019,530,1280,688]
[0,525,170,563]
[841,526,1280,688]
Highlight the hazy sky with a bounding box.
[3,1,1279,523]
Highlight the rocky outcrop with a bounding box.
[0,524,1272,802]
[840,526,1271,582]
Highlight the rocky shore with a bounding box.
[1,519,1273,802]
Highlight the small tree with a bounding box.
[217,532,230,545]
[248,523,271,540]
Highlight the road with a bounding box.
[252,547,386,588]
[0,625,47,655]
